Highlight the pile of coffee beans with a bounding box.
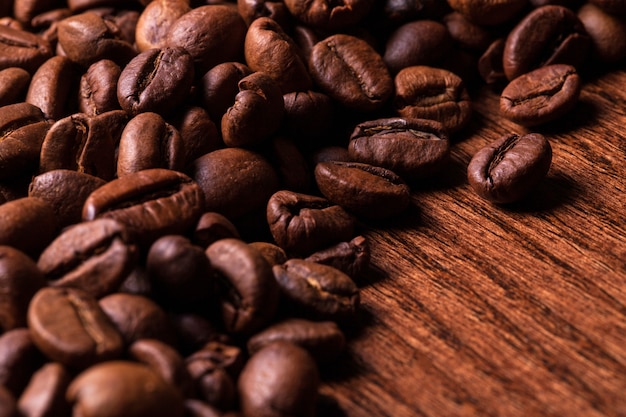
[1,0,624,416]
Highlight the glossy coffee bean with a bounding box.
[305,235,370,279]
[135,0,191,52]
[200,61,253,123]
[500,64,581,127]
[0,25,53,73]
[467,133,552,203]
[0,197,58,256]
[169,106,222,168]
[25,55,80,120]
[17,362,71,417]
[248,242,288,266]
[478,38,506,85]
[78,59,122,116]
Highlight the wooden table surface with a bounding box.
[320,67,626,417]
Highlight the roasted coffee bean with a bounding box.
[238,0,292,27]
[186,357,236,410]
[248,242,288,266]
[99,292,177,346]
[17,362,71,417]
[28,169,107,228]
[446,0,528,25]
[83,168,204,247]
[146,235,214,307]
[38,111,128,181]
[193,212,240,248]
[394,65,472,133]
[503,5,590,81]
[244,17,311,94]
[129,339,195,398]
[266,190,355,256]
[314,161,411,219]
[206,238,279,335]
[117,112,185,176]
[383,20,452,74]
[284,0,373,30]
[500,64,581,127]
[578,2,626,64]
[282,90,333,140]
[78,59,122,116]
[443,11,494,52]
[273,259,360,321]
[247,318,346,362]
[169,106,222,169]
[221,71,284,148]
[349,117,450,181]
[0,197,58,256]
[169,313,230,356]
[66,361,185,417]
[117,47,194,116]
[56,12,136,68]
[0,329,45,397]
[191,148,279,220]
[0,385,17,417]
[467,133,552,203]
[37,218,137,298]
[478,38,507,85]
[309,34,393,112]
[25,55,80,120]
[200,62,253,123]
[165,5,247,75]
[135,0,191,52]
[238,341,319,417]
[305,235,370,279]
[0,67,30,106]
[0,246,46,331]
[0,26,53,73]
[27,287,123,369]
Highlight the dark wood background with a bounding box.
[320,67,626,417]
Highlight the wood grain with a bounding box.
[321,68,626,417]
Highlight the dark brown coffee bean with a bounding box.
[238,0,292,27]
[394,65,472,133]
[244,17,311,94]
[467,133,552,203]
[443,11,494,52]
[284,0,373,30]
[266,190,356,256]
[314,161,411,219]
[238,341,319,417]
[99,292,177,347]
[309,34,393,112]
[0,329,46,397]
[578,2,626,64]
[17,362,71,417]
[200,61,253,123]
[273,259,360,321]
[247,318,346,362]
[37,218,137,298]
[0,68,30,106]
[25,55,80,120]
[135,0,191,52]
[0,386,17,417]
[28,169,107,229]
[500,64,581,127]
[446,0,528,25]
[169,313,230,356]
[0,197,58,256]
[383,20,452,73]
[0,246,46,331]
[191,148,279,220]
[27,287,123,369]
[0,26,53,73]
[165,5,247,75]
[304,235,370,279]
[56,12,136,68]
[206,238,280,335]
[66,361,185,417]
[186,358,235,410]
[478,38,507,85]
[349,117,450,181]
[117,47,194,117]
[193,212,240,248]
[83,168,205,247]
[282,90,333,140]
[78,59,122,116]
[503,5,590,80]
[169,106,222,169]
[248,242,288,266]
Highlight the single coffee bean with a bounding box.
[304,235,370,279]
[248,242,288,266]
[0,25,53,73]
[578,2,626,64]
[193,212,240,248]
[284,0,373,30]
[135,0,191,52]
[206,238,280,335]
[467,133,552,203]
[168,106,222,169]
[314,161,411,219]
[273,259,360,321]
[500,64,581,127]
[37,218,138,298]
[502,5,590,80]
[17,362,71,417]
[99,292,178,347]
[0,197,58,256]
[0,67,30,106]
[349,117,450,181]
[200,61,253,123]
[394,65,472,133]
[443,12,494,53]
[238,341,319,417]
[117,47,194,116]
[78,59,122,116]
[266,190,356,256]
[478,38,507,85]
[82,168,205,247]
[309,34,393,112]
[0,246,46,331]
[25,55,80,120]
[247,318,346,362]
[66,361,185,417]
[446,0,528,25]
[27,287,123,369]
[238,0,292,27]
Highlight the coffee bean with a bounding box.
[169,106,222,169]
[500,64,581,127]
[25,55,80,120]
[135,0,191,52]
[304,235,370,279]
[199,61,253,123]
[446,0,528,25]
[0,68,30,107]
[578,2,626,64]
[78,59,122,116]
[248,242,288,266]
[238,0,292,27]
[284,0,373,30]
[282,90,333,140]
[265,136,314,193]
[0,198,58,256]
[443,12,494,53]
[0,26,53,73]
[467,133,552,203]
[17,362,71,417]
[478,38,507,85]
[193,212,240,249]
[27,287,123,369]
